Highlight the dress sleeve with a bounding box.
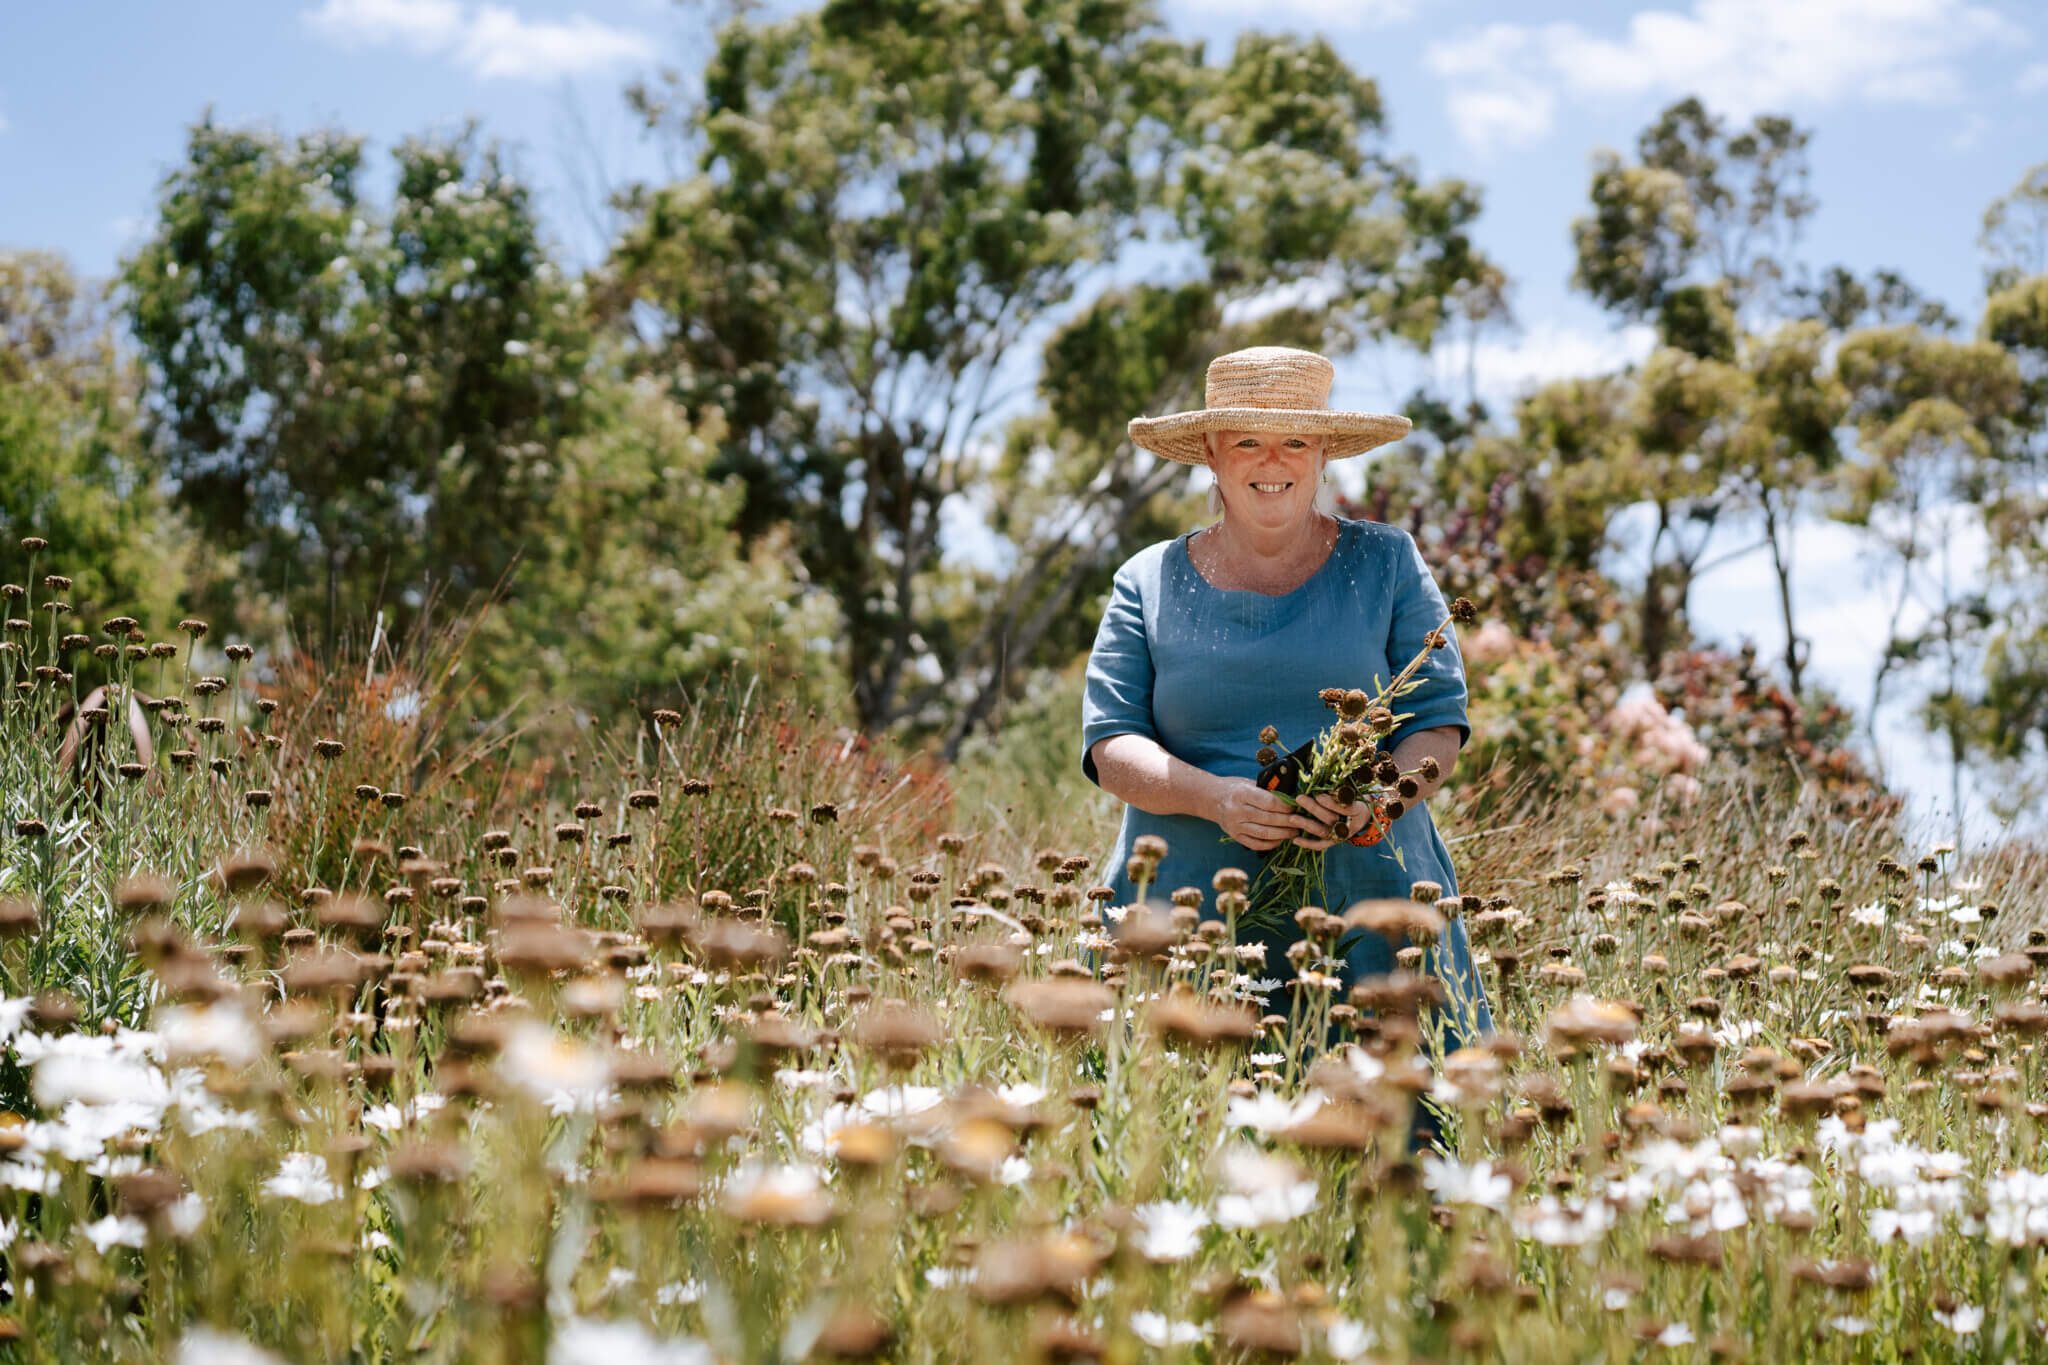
[1382,529,1471,753]
[1080,560,1158,787]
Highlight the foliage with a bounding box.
[612,0,1182,730]
[1336,470,1888,831]
[612,0,1499,743]
[1952,266,2048,814]
[1980,162,2048,294]
[119,116,595,649]
[0,251,195,631]
[1571,97,1814,332]
[467,378,844,728]
[1724,319,1847,696]
[1829,325,2026,811]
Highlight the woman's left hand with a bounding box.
[1288,791,1382,850]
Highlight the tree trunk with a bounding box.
[1939,512,1966,849]
[1760,488,1804,697]
[1866,484,1923,769]
[1640,506,1673,678]
[325,547,341,659]
[938,454,1185,757]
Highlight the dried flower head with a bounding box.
[1545,996,1640,1051]
[1144,993,1262,1049]
[972,1232,1105,1307]
[852,1000,942,1069]
[1005,979,1113,1040]
[1342,898,1444,945]
[721,1162,834,1227]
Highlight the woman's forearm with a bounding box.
[1386,725,1462,805]
[1089,734,1228,823]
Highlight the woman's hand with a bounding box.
[1208,777,1332,852]
[1291,791,1393,851]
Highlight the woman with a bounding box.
[1080,345,1494,1059]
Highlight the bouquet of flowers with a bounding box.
[1221,595,1479,939]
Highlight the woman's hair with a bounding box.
[1205,443,1339,516]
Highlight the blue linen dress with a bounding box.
[1079,515,1494,1044]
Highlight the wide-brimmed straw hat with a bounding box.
[1127,345,1411,465]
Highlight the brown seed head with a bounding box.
[953,943,1023,985]
[494,921,598,976]
[0,898,41,939]
[1005,978,1113,1040]
[1217,1291,1304,1357]
[1143,993,1261,1049]
[851,1000,942,1068]
[812,1305,894,1360]
[696,919,789,970]
[1545,996,1639,1050]
[971,1231,1105,1307]
[1342,897,1443,945]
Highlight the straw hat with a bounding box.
[1127,346,1411,465]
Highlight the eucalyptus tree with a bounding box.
[1980,164,2048,295]
[611,1,1499,740]
[1727,321,1846,698]
[1571,97,1815,337]
[1831,325,2023,813]
[0,250,189,627]
[1566,100,1888,697]
[1954,267,2048,817]
[120,116,594,648]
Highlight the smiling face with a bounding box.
[1206,429,1327,531]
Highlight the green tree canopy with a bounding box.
[0,250,192,630]
[610,0,1499,741]
[120,115,594,648]
[1571,97,1814,342]
[471,377,842,725]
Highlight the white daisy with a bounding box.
[262,1153,340,1205]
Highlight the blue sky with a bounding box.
[7,0,2045,323]
[4,0,2044,844]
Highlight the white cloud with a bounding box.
[456,6,655,79]
[1427,25,1562,150]
[1220,276,1342,327]
[2018,61,2048,93]
[1446,87,1557,153]
[305,0,462,50]
[1174,0,1414,26]
[1426,0,2018,153]
[1459,320,1658,406]
[302,0,653,80]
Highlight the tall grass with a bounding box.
[0,538,2045,1361]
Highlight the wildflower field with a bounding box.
[3,538,2048,1364]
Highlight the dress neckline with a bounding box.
[1176,516,1349,598]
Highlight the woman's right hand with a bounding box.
[1207,776,1330,851]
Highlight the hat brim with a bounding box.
[1127,407,1412,464]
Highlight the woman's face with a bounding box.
[1207,429,1326,531]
